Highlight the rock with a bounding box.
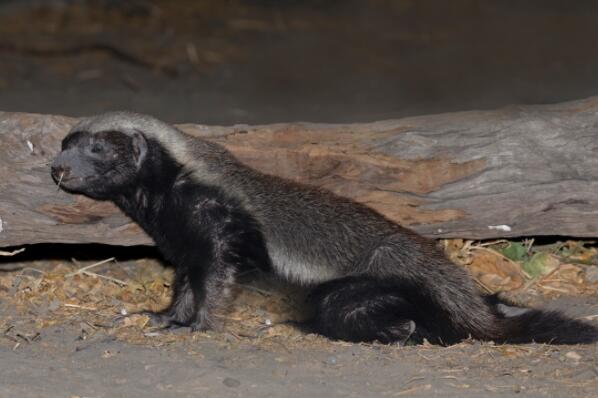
[565,351,582,362]
[223,377,241,388]
[584,266,598,283]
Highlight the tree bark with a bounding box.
[2,97,598,247]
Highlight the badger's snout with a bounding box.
[51,163,70,181]
[50,151,75,185]
[50,149,87,191]
[51,146,108,197]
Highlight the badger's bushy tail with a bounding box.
[445,293,598,345]
[426,267,598,344]
[493,307,598,344]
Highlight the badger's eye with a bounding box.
[91,142,105,154]
[62,131,84,150]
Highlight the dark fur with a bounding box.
[51,112,598,344]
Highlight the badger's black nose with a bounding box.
[51,165,71,181]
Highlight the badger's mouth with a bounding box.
[52,173,85,191]
[50,164,96,193]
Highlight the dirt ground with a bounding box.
[1,243,597,398]
[1,1,598,397]
[2,317,598,398]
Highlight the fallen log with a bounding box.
[2,97,598,247]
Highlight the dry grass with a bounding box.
[1,239,597,350]
[444,239,598,298]
[0,254,319,350]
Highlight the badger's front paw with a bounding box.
[137,310,173,327]
[116,309,179,329]
[120,307,222,333]
[189,308,222,332]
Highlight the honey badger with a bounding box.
[51,112,598,345]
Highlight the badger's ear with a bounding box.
[131,130,148,168]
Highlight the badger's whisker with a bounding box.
[56,171,64,191]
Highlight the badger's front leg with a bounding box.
[154,257,236,331]
[145,197,269,332]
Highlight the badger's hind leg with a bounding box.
[307,276,428,345]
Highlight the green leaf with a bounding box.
[522,252,557,278]
[499,242,528,262]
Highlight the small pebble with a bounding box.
[565,351,581,362]
[48,299,61,312]
[550,350,561,359]
[223,377,241,388]
[584,266,598,283]
[325,355,337,365]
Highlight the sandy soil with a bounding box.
[2,323,597,398]
[0,253,597,398]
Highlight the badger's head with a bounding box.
[51,112,155,199]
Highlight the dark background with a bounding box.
[1,0,597,125]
